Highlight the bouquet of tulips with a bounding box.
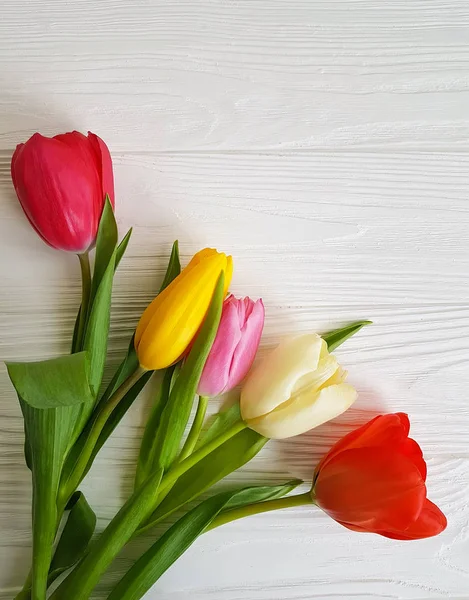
[8,131,447,600]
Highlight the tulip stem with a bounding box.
[137,419,248,536]
[206,491,315,531]
[59,366,148,505]
[178,395,209,462]
[160,419,247,493]
[76,251,91,350]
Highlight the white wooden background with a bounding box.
[1,1,469,598]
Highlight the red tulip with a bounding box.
[11,131,114,252]
[313,413,447,540]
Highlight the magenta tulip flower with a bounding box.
[198,295,265,397]
[11,131,114,253]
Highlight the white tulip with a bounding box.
[240,334,357,439]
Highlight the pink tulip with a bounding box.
[198,295,265,397]
[11,131,114,253]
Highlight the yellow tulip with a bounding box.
[135,248,233,370]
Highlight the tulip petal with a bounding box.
[248,383,357,439]
[227,299,264,391]
[291,355,339,399]
[315,447,426,533]
[198,296,264,397]
[380,499,447,540]
[11,133,102,252]
[197,300,243,397]
[316,413,410,473]
[224,255,234,297]
[240,334,324,422]
[87,132,115,207]
[398,437,427,481]
[136,252,230,370]
[135,252,228,347]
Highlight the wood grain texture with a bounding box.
[1,0,469,598]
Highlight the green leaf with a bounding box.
[322,320,372,352]
[71,226,131,355]
[140,428,267,532]
[9,354,93,595]
[222,480,302,511]
[135,366,176,489]
[20,401,81,598]
[150,274,225,472]
[59,342,152,488]
[83,249,116,398]
[97,337,141,409]
[116,228,132,269]
[23,419,33,470]
[89,197,118,307]
[79,197,118,400]
[195,402,241,450]
[159,240,181,292]
[6,352,93,409]
[63,242,182,490]
[48,492,96,583]
[109,482,300,600]
[71,304,82,354]
[49,469,163,600]
[85,369,153,477]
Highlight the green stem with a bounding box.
[136,419,248,537]
[207,491,314,531]
[159,419,246,496]
[75,252,91,351]
[51,422,248,599]
[59,366,147,505]
[178,395,209,462]
[50,470,162,600]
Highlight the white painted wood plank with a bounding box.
[0,1,469,151]
[1,0,469,598]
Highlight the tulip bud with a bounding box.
[135,248,233,371]
[197,295,264,397]
[11,131,114,253]
[240,334,356,439]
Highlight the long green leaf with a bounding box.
[221,480,301,511]
[83,249,116,398]
[6,352,92,410]
[89,197,118,307]
[59,362,152,492]
[149,274,225,472]
[135,367,176,489]
[116,228,132,269]
[322,320,372,352]
[71,226,132,355]
[109,482,301,600]
[20,401,80,599]
[159,241,181,292]
[48,492,96,583]
[8,354,93,596]
[97,338,140,411]
[85,369,153,477]
[71,305,82,355]
[62,242,182,489]
[49,469,163,600]
[140,428,267,532]
[93,239,181,430]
